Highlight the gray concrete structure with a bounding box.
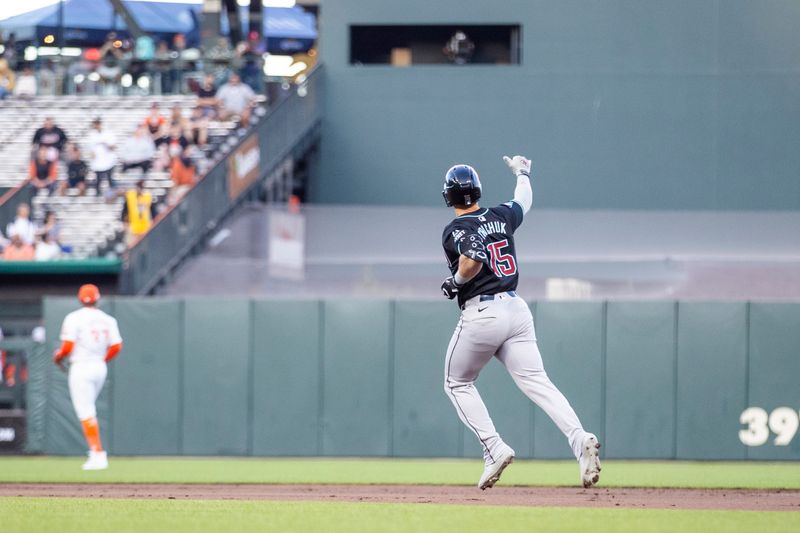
[166,204,800,300]
[314,0,800,209]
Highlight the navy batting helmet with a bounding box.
[442,164,482,207]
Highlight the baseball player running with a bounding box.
[53,284,122,470]
[440,155,601,490]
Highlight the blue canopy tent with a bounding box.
[247,6,317,53]
[0,0,316,51]
[0,0,199,47]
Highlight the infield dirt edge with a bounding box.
[2,483,799,511]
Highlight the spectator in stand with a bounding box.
[38,211,71,255]
[172,33,188,87]
[216,73,256,127]
[86,117,117,195]
[29,146,58,195]
[196,73,218,117]
[60,144,88,196]
[13,65,37,99]
[38,210,62,244]
[97,56,122,96]
[143,102,167,141]
[5,203,36,245]
[122,179,154,243]
[37,59,57,96]
[169,145,196,204]
[120,125,156,177]
[2,234,34,261]
[154,40,176,94]
[169,103,190,131]
[4,33,19,69]
[98,32,125,63]
[32,117,69,161]
[155,124,189,169]
[207,37,234,65]
[34,232,61,261]
[239,32,265,93]
[0,58,15,99]
[188,106,209,147]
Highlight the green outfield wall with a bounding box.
[31,297,800,460]
[314,0,800,209]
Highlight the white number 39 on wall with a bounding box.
[739,407,800,446]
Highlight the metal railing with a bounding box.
[119,66,323,294]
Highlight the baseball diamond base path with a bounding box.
[2,484,799,511]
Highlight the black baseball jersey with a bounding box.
[442,201,525,308]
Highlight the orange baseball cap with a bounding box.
[78,284,100,305]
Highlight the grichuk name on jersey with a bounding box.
[477,221,507,239]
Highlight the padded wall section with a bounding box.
[676,303,748,459]
[393,301,462,456]
[112,299,182,455]
[251,300,323,455]
[534,302,604,458]
[605,302,676,458]
[747,304,800,459]
[322,301,391,455]
[182,299,251,455]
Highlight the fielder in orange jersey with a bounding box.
[53,284,122,470]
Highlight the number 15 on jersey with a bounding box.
[486,239,517,278]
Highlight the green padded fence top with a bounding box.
[0,258,122,275]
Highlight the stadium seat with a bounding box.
[0,95,241,258]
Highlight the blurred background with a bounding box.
[0,0,798,461]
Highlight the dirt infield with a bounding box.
[2,484,798,511]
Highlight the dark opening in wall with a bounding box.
[350,25,521,66]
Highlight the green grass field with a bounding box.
[1,457,797,533]
[1,456,799,489]
[1,499,798,533]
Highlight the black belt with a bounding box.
[461,291,516,310]
[480,291,516,302]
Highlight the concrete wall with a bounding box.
[31,297,800,459]
[314,0,800,209]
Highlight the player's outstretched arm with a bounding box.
[503,155,533,214]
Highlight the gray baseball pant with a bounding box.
[444,292,587,463]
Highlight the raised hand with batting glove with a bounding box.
[502,155,531,177]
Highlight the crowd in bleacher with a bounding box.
[0,203,63,261]
[0,72,259,261]
[0,29,273,98]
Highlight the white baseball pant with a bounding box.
[444,293,588,462]
[68,361,107,420]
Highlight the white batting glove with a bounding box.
[502,155,531,177]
